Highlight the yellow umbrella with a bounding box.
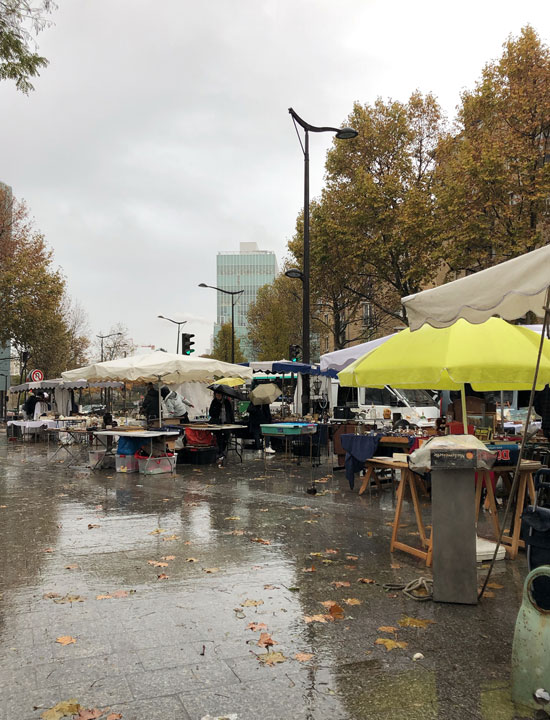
[213,377,246,387]
[338,318,550,432]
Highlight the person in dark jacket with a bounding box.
[23,391,39,419]
[534,385,550,439]
[209,391,234,459]
[141,384,160,420]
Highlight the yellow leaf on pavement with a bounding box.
[378,626,397,633]
[398,616,435,629]
[161,555,176,561]
[330,581,351,588]
[204,567,220,573]
[41,699,81,720]
[375,638,408,651]
[55,635,76,646]
[257,632,277,648]
[148,560,168,567]
[304,614,333,623]
[241,599,264,607]
[358,577,376,584]
[343,598,361,606]
[149,528,167,535]
[295,652,313,662]
[487,582,503,589]
[257,650,286,666]
[163,534,180,541]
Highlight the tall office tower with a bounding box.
[214,242,278,360]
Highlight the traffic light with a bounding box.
[181,333,195,354]
[289,344,301,362]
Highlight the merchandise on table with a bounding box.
[261,422,316,436]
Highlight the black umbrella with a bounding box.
[208,383,244,400]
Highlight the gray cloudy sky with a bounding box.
[1,0,548,357]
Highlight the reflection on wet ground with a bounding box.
[0,438,539,719]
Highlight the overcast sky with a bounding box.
[1,0,549,358]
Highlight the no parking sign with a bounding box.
[29,369,44,382]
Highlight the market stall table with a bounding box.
[180,423,247,462]
[362,457,432,565]
[7,419,72,442]
[93,430,180,473]
[261,422,317,464]
[45,427,95,466]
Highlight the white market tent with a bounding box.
[61,351,253,385]
[320,334,397,374]
[402,244,550,331]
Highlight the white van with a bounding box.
[331,381,439,426]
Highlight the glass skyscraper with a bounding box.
[213,242,277,360]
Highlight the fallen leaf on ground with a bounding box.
[257,632,277,648]
[149,528,167,535]
[241,599,264,607]
[358,577,375,584]
[304,614,333,623]
[304,519,318,524]
[378,625,397,633]
[157,573,169,580]
[161,555,176,561]
[204,567,220,573]
[183,540,192,544]
[320,600,338,608]
[41,699,81,720]
[398,616,435,629]
[75,709,103,719]
[346,555,358,561]
[87,524,100,529]
[0,505,6,509]
[263,584,277,589]
[390,563,401,569]
[325,549,338,554]
[329,603,345,619]
[259,508,269,512]
[309,552,324,557]
[321,559,334,565]
[366,531,373,537]
[227,529,245,536]
[112,590,128,598]
[163,534,180,541]
[344,565,357,570]
[247,622,268,631]
[106,714,123,720]
[55,636,76,646]
[481,589,496,598]
[225,516,240,520]
[250,537,271,545]
[43,592,61,599]
[42,547,54,553]
[257,650,286,666]
[302,566,316,573]
[343,598,361,606]
[148,560,168,567]
[487,582,503,589]
[96,594,113,600]
[330,581,351,588]
[295,652,313,662]
[186,557,198,563]
[375,638,408,651]
[53,594,85,604]
[64,564,78,570]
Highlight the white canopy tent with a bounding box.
[320,334,397,373]
[402,244,550,331]
[62,352,253,385]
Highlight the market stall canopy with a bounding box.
[271,361,324,375]
[9,378,124,392]
[242,359,291,372]
[401,244,550,331]
[320,333,397,374]
[338,318,550,391]
[61,352,253,385]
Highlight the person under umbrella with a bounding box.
[209,390,235,461]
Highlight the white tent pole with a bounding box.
[157,375,163,427]
[461,385,468,434]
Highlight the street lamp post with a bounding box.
[287,107,357,414]
[157,315,187,354]
[199,283,244,364]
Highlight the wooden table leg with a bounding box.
[502,471,528,559]
[359,466,375,495]
[390,474,406,552]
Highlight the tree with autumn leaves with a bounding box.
[0,191,89,378]
[248,26,550,357]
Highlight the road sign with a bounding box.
[30,369,44,382]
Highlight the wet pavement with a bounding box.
[0,436,542,720]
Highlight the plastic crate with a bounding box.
[137,454,176,475]
[89,450,106,467]
[115,454,139,473]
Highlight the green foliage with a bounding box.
[211,322,246,363]
[247,273,303,360]
[0,0,55,92]
[435,25,550,272]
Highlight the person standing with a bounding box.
[141,383,160,420]
[161,386,194,419]
[209,391,234,460]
